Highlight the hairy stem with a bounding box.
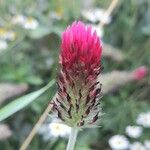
[66,128,78,150]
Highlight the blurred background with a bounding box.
[0,0,150,149]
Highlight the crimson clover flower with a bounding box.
[52,21,103,128]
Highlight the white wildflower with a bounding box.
[0,40,8,51]
[0,28,16,41]
[82,10,98,23]
[82,8,111,24]
[130,142,146,150]
[49,122,71,137]
[0,124,12,140]
[38,120,71,141]
[5,31,16,41]
[11,14,26,25]
[50,12,62,20]
[23,17,39,30]
[144,140,150,150]
[11,15,39,30]
[125,125,143,138]
[109,135,130,150]
[136,112,150,128]
[91,25,104,38]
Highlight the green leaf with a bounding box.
[26,76,43,85]
[0,80,55,122]
[141,25,150,36]
[29,27,51,39]
[29,26,62,39]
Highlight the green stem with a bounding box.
[66,128,78,150]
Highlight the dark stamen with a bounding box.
[67,94,71,103]
[79,120,85,126]
[58,110,65,121]
[92,112,99,123]
[89,82,99,91]
[96,88,101,95]
[95,102,100,107]
[86,95,90,104]
[68,104,72,118]
[59,73,65,84]
[85,106,91,116]
[75,99,79,113]
[56,98,66,111]
[56,82,62,92]
[72,82,75,89]
[63,86,67,93]
[79,89,82,99]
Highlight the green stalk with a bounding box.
[66,128,78,150]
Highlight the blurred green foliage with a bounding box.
[0,0,149,149]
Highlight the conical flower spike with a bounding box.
[52,21,103,128]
